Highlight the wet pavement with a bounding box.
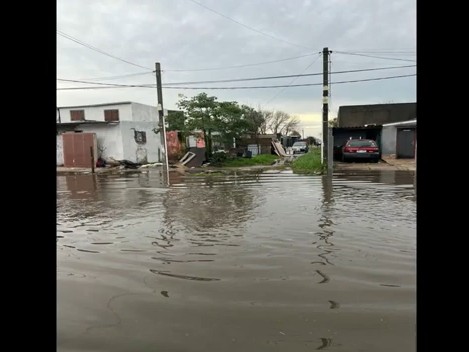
[57,169,416,352]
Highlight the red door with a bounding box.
[62,132,97,168]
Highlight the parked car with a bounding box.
[342,139,380,162]
[292,141,309,154]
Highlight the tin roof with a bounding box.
[57,101,133,109]
[382,119,417,127]
[56,120,119,126]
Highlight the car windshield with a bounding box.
[293,142,306,146]
[347,140,376,147]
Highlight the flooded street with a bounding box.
[57,169,416,352]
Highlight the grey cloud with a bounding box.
[57,0,416,137]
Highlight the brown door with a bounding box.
[62,132,97,168]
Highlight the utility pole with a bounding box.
[322,47,331,169]
[155,62,169,185]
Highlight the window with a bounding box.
[134,131,147,144]
[70,110,85,121]
[104,109,119,122]
[347,140,376,147]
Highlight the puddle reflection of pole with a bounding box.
[322,175,333,205]
[91,174,97,191]
[319,175,335,263]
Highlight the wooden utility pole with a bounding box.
[155,62,170,185]
[90,146,95,174]
[322,47,331,168]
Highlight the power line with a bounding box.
[337,49,416,54]
[57,30,153,70]
[186,0,312,50]
[57,64,415,89]
[347,51,416,55]
[76,71,154,81]
[58,65,415,87]
[57,73,415,90]
[163,74,416,89]
[57,78,154,88]
[334,51,416,62]
[162,64,415,85]
[163,53,319,72]
[58,86,136,90]
[264,54,322,104]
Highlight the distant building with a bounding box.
[333,102,416,159]
[238,134,277,156]
[338,102,416,127]
[56,102,164,166]
[381,119,416,158]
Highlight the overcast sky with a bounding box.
[57,0,416,138]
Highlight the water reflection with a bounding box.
[161,175,258,233]
[313,176,336,267]
[57,170,416,352]
[149,269,221,281]
[317,337,333,350]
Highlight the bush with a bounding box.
[209,151,230,166]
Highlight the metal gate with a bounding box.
[247,144,260,156]
[62,132,97,168]
[396,128,416,158]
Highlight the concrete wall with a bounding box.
[58,103,133,122]
[130,102,159,122]
[120,121,162,163]
[338,102,416,127]
[79,124,124,160]
[381,126,397,154]
[57,135,64,166]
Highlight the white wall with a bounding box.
[382,126,397,155]
[57,135,64,166]
[130,102,159,122]
[57,102,164,163]
[58,103,133,122]
[79,124,124,160]
[120,121,163,163]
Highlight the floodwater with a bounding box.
[57,169,416,352]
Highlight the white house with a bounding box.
[57,102,165,165]
[381,119,417,158]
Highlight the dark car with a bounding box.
[342,139,380,162]
[292,141,309,154]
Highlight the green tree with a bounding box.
[306,136,320,146]
[177,93,219,159]
[290,130,301,137]
[214,101,250,148]
[241,105,265,135]
[167,110,186,131]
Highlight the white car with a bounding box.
[291,141,309,154]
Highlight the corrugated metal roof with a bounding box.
[56,121,119,126]
[57,101,133,109]
[333,125,382,129]
[382,119,417,127]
